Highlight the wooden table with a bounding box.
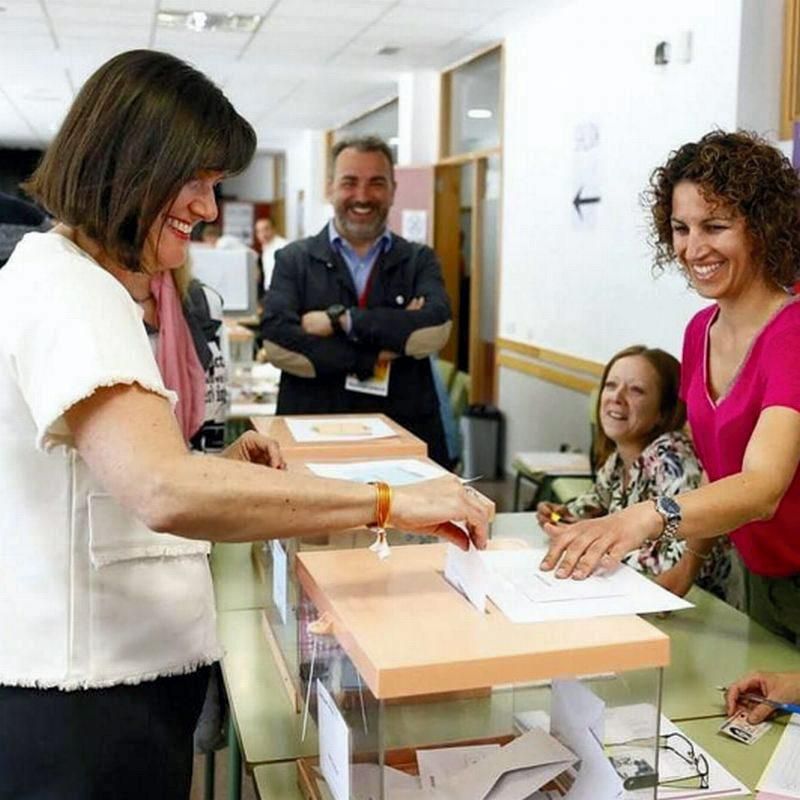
[250,414,427,461]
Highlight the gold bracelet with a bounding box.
[684,544,711,561]
[368,481,392,529]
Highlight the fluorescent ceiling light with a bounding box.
[387,136,400,146]
[157,10,262,33]
[467,108,493,119]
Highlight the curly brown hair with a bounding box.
[646,130,800,287]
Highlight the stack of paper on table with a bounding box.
[307,459,447,485]
[756,713,800,799]
[445,545,692,622]
[287,416,398,442]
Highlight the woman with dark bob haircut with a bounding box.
[0,50,488,799]
[541,130,800,648]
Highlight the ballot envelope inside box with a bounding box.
[292,544,667,800]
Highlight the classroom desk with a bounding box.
[253,762,301,800]
[219,609,318,765]
[212,542,266,612]
[492,514,800,721]
[653,587,800,720]
[676,715,790,798]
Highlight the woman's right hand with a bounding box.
[726,671,800,723]
[536,501,572,527]
[391,476,491,550]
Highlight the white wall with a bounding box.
[500,0,745,365]
[223,152,276,202]
[398,70,440,166]
[284,130,331,241]
[737,0,784,136]
[495,0,778,466]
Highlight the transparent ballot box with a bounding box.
[292,544,671,800]
[254,455,495,711]
[254,525,442,712]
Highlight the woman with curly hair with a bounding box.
[536,345,730,598]
[541,130,800,644]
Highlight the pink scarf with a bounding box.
[151,271,207,444]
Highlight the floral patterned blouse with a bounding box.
[565,431,730,597]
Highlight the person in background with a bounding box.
[254,215,287,302]
[200,222,221,245]
[260,135,453,466]
[128,258,231,453]
[726,671,800,724]
[541,131,800,647]
[0,190,49,267]
[536,345,729,598]
[0,49,489,799]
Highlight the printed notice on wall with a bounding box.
[317,680,351,800]
[401,209,428,243]
[270,539,288,625]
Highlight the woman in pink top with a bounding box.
[541,131,800,644]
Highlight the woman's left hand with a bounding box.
[539,501,661,579]
[221,431,286,470]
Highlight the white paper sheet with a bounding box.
[286,416,398,442]
[444,543,490,613]
[480,549,692,623]
[757,714,800,798]
[306,459,447,486]
[317,680,351,800]
[270,539,288,624]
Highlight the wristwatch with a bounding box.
[652,496,682,541]
[326,304,347,333]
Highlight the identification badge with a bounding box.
[345,360,391,397]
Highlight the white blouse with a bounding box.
[0,232,221,690]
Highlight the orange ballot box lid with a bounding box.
[295,544,670,701]
[251,413,427,460]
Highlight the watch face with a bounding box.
[658,497,681,519]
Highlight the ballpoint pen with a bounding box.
[717,686,800,715]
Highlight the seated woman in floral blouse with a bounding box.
[537,345,730,598]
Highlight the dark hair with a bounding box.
[647,130,800,286]
[593,345,686,466]
[331,135,395,181]
[24,49,256,271]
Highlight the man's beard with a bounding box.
[335,204,388,243]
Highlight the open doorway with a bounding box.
[434,154,500,404]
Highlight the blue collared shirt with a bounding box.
[328,220,392,300]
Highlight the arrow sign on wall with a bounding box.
[573,187,601,219]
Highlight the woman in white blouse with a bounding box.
[0,50,488,799]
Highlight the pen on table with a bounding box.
[716,686,800,715]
